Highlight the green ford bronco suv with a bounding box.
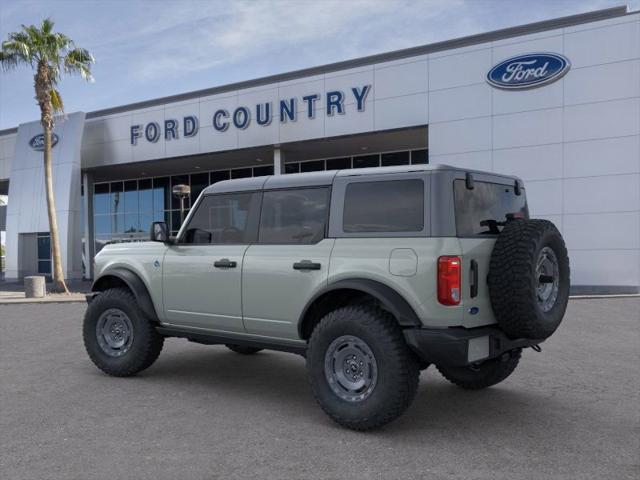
[84,164,570,430]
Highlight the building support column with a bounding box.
[273,146,285,175]
[82,172,94,280]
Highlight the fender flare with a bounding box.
[92,267,158,321]
[298,278,422,337]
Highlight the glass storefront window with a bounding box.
[210,170,230,184]
[138,178,153,213]
[111,213,124,234]
[411,149,428,164]
[94,183,110,214]
[300,160,325,172]
[381,151,410,166]
[284,163,300,174]
[153,177,170,212]
[190,172,209,205]
[353,154,380,169]
[326,157,351,170]
[123,213,140,234]
[110,182,123,218]
[94,215,110,235]
[124,180,138,213]
[253,165,274,176]
[139,213,154,235]
[231,168,252,179]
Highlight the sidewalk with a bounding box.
[0,279,91,304]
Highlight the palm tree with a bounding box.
[0,18,94,293]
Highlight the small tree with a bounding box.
[0,18,94,292]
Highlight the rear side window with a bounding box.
[182,192,260,244]
[343,180,424,233]
[454,180,528,236]
[259,188,330,244]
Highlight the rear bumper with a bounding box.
[403,325,542,367]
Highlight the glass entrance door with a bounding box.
[37,232,51,276]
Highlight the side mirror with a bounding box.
[150,221,170,243]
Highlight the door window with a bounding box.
[259,188,329,244]
[181,192,260,244]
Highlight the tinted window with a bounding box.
[259,188,329,244]
[300,160,325,172]
[454,180,529,236]
[353,155,380,169]
[381,151,409,166]
[182,192,260,244]
[343,180,424,233]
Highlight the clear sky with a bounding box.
[0,0,635,130]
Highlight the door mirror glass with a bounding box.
[150,221,169,242]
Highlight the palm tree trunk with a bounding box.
[43,123,68,293]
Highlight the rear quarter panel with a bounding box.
[329,237,466,327]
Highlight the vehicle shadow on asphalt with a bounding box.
[121,342,567,436]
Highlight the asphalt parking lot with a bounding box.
[1,298,638,480]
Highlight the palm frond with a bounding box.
[50,88,64,113]
[0,51,20,70]
[64,47,94,81]
[41,17,54,35]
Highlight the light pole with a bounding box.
[172,184,191,226]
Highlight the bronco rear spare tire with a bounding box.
[488,219,570,340]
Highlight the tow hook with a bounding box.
[531,344,542,353]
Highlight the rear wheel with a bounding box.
[307,304,419,431]
[437,349,521,390]
[225,344,263,355]
[83,288,164,377]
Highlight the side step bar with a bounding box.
[156,327,307,356]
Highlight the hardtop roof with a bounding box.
[202,164,521,195]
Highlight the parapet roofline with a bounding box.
[0,4,631,136]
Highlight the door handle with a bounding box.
[214,258,237,269]
[470,259,478,298]
[293,260,321,271]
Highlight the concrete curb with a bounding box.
[0,295,86,305]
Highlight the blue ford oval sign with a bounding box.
[487,53,570,90]
[29,133,59,151]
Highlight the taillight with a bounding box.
[438,256,461,306]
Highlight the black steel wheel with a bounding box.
[307,304,419,431]
[83,288,164,377]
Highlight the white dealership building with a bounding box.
[0,6,638,293]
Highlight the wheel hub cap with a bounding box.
[324,335,378,402]
[96,308,134,357]
[536,246,560,313]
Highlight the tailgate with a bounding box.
[458,238,498,328]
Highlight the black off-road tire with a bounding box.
[83,288,164,377]
[488,219,570,340]
[437,349,521,390]
[307,305,420,431]
[225,344,263,355]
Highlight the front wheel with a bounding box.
[83,288,164,377]
[436,349,521,390]
[306,305,419,431]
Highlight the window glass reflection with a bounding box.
[94,183,110,215]
[139,179,153,213]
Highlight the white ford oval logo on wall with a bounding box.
[29,133,59,151]
[487,53,570,90]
